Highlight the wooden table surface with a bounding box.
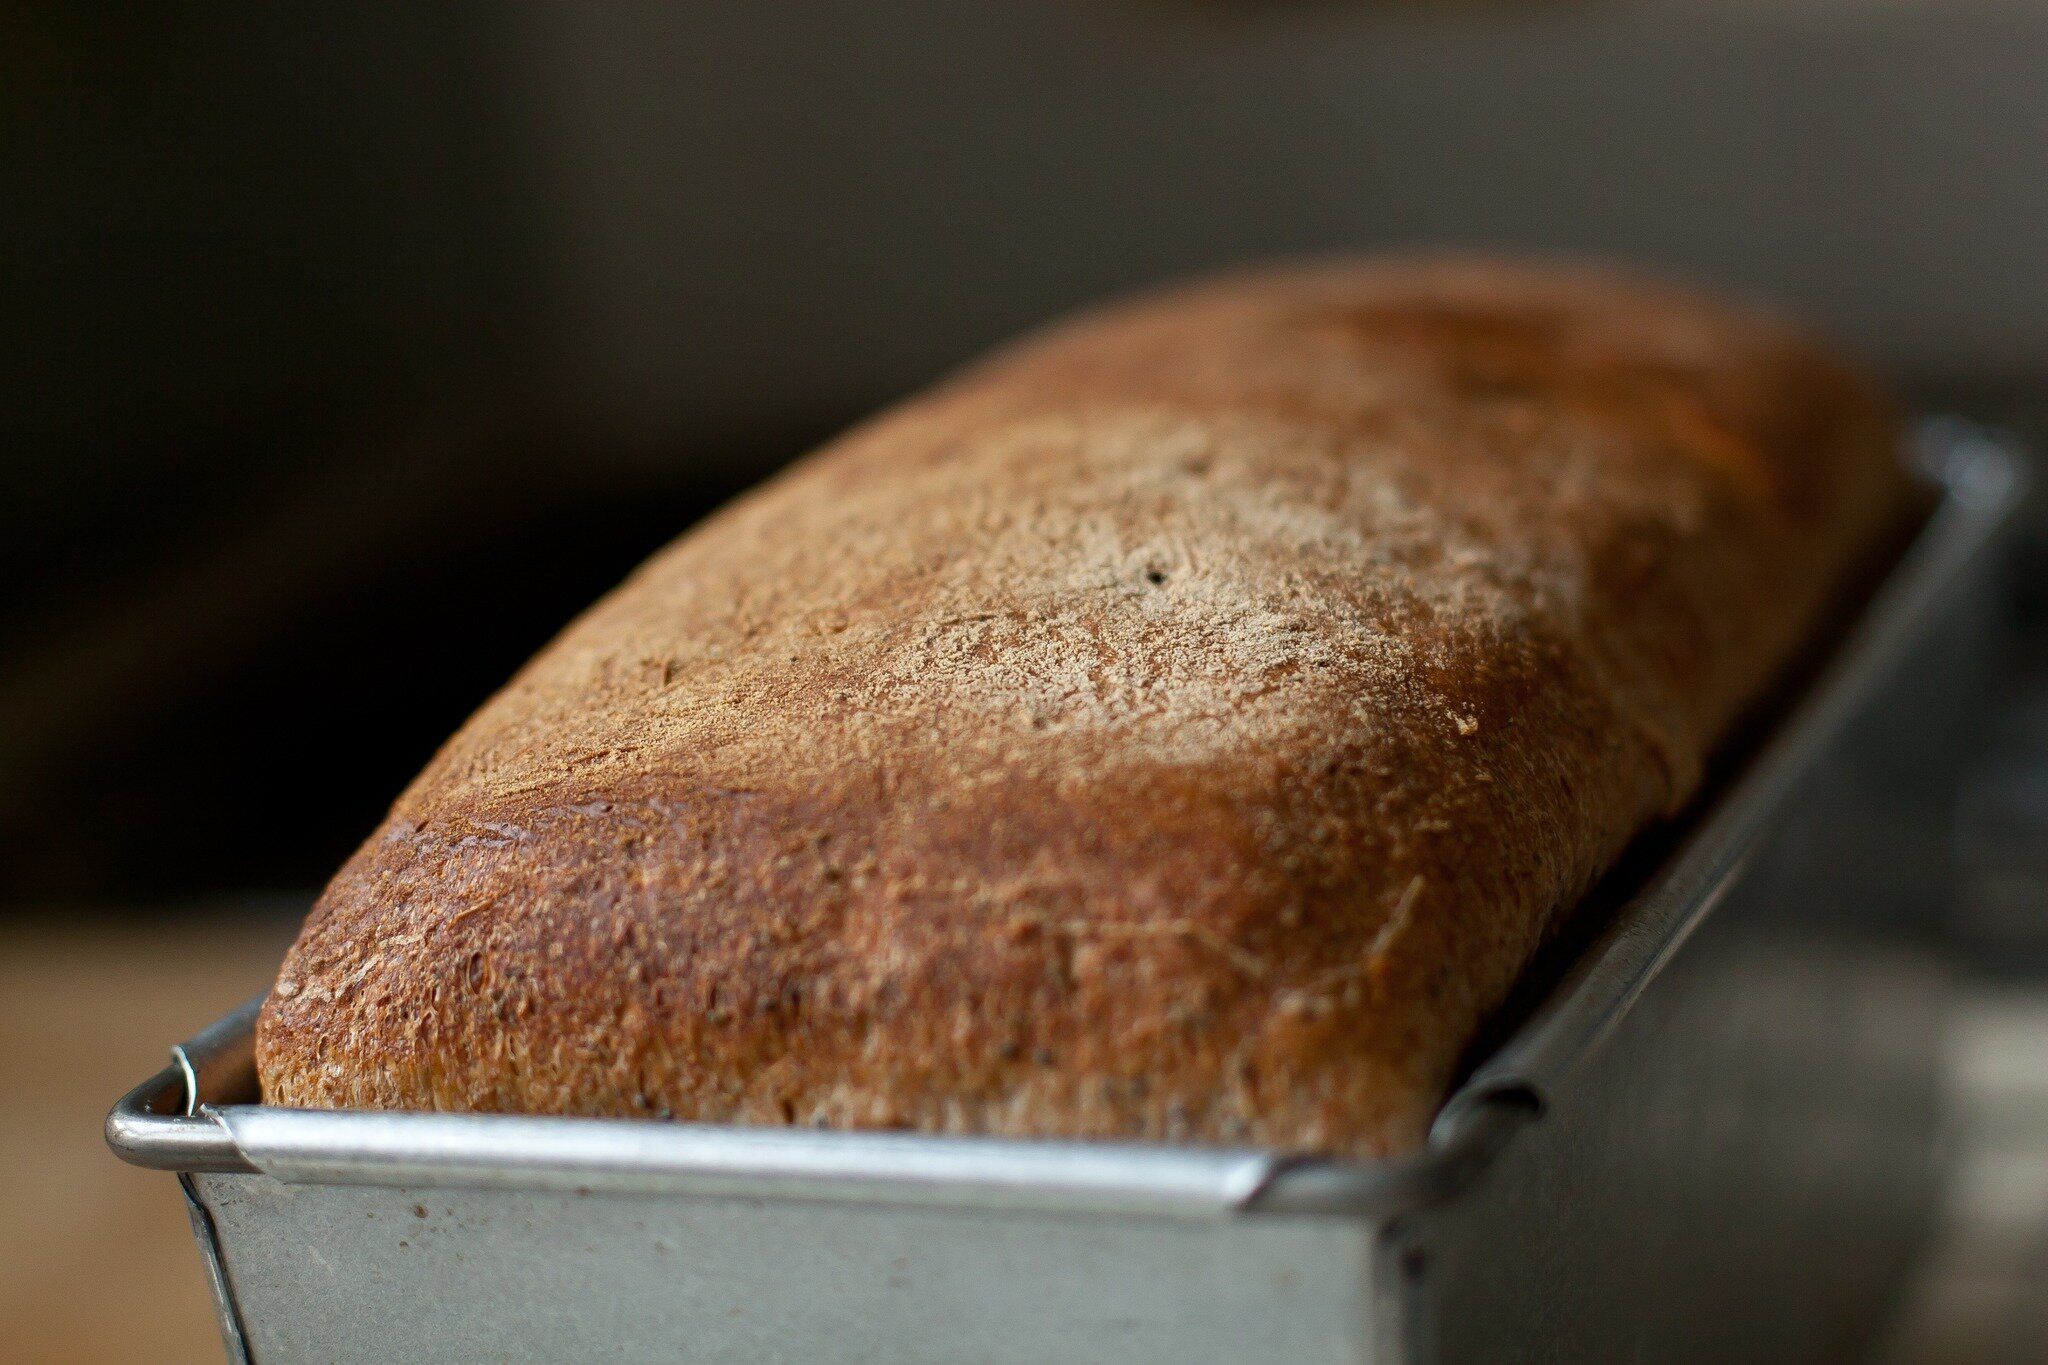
[6,915,2041,1364]
[0,916,296,1364]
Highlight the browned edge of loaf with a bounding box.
[257,253,1911,1158]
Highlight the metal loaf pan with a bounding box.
[109,423,2031,1364]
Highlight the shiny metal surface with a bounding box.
[178,1172,253,1365]
[106,1063,245,1172]
[106,423,2032,1363]
[197,1174,1385,1365]
[210,1105,1285,1214]
[1426,922,1950,1362]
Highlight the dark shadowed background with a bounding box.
[9,0,2048,909]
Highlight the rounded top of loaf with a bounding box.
[258,253,1906,1157]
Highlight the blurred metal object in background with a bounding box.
[1880,989,2048,1365]
[1955,702,2048,975]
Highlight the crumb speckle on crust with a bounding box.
[256,254,1907,1158]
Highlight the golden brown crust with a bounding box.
[257,254,1908,1157]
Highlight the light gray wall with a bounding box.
[13,0,2048,485]
[503,1,2048,456]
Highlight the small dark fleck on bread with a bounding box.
[258,254,1908,1157]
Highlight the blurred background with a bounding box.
[5,1,2048,1359]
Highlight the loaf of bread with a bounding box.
[258,255,1908,1157]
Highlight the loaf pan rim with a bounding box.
[105,419,2031,1222]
